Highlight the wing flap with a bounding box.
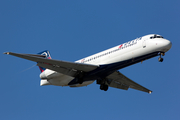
[107,71,152,93]
[37,62,77,77]
[106,79,129,90]
[4,52,98,72]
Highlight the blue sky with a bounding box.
[1,0,180,120]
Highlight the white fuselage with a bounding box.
[40,34,172,87]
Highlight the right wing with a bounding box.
[106,71,152,93]
[4,52,98,77]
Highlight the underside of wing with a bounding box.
[106,71,152,93]
[4,52,99,77]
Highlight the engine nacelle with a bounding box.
[40,72,47,79]
[40,79,51,86]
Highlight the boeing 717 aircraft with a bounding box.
[4,34,172,93]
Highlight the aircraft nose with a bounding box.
[164,39,172,50]
[159,39,172,52]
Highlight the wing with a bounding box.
[106,71,152,94]
[4,52,98,77]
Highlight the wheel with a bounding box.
[104,85,108,91]
[100,84,104,90]
[161,58,164,62]
[100,84,108,91]
[158,57,163,62]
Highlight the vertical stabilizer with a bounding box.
[37,50,52,72]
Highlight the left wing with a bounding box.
[106,71,152,93]
[4,52,98,77]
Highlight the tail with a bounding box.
[37,50,52,72]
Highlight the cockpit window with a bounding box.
[150,34,164,39]
[156,36,163,38]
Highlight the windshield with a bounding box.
[150,34,164,39]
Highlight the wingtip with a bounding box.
[149,91,152,94]
[3,52,10,55]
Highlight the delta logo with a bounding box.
[119,44,123,48]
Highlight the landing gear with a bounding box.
[77,78,83,84]
[158,57,163,62]
[158,52,164,62]
[76,71,84,84]
[100,84,108,91]
[96,79,109,91]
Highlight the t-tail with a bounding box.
[37,50,52,72]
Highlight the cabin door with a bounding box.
[142,39,146,48]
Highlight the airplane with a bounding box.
[4,34,172,94]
